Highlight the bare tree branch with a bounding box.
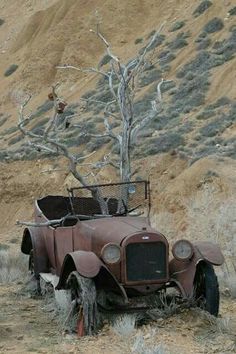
[17,22,170,215]
[86,133,110,138]
[130,79,171,144]
[90,25,119,63]
[16,218,67,227]
[131,22,166,77]
[151,78,173,112]
[18,92,94,189]
[79,153,119,170]
[56,64,108,78]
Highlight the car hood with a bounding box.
[82,216,156,246]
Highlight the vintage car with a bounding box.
[21,181,224,336]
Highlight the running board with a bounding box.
[40,272,59,288]
[39,272,71,311]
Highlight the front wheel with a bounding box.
[66,271,99,336]
[193,262,219,316]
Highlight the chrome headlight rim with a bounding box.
[101,243,121,264]
[172,239,194,261]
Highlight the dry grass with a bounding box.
[182,185,235,253]
[218,272,236,299]
[40,279,76,332]
[131,334,166,354]
[150,211,177,241]
[183,184,236,298]
[193,308,236,337]
[112,314,137,337]
[226,277,236,299]
[0,249,28,284]
[112,315,167,353]
[147,291,183,321]
[152,183,236,299]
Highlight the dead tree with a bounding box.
[18,24,170,213]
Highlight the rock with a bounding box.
[5,327,12,332]
[17,335,24,340]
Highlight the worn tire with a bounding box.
[28,249,41,294]
[194,262,219,316]
[29,249,35,274]
[66,271,99,336]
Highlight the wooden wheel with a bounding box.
[66,271,99,336]
[28,249,41,295]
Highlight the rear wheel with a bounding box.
[29,250,35,274]
[28,249,41,295]
[193,262,219,316]
[66,271,99,336]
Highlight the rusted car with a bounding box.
[21,181,224,335]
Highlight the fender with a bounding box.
[194,241,224,265]
[169,241,224,298]
[56,250,103,289]
[21,228,48,278]
[56,250,128,302]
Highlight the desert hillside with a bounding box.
[0,1,236,353]
[0,0,235,230]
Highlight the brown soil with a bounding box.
[0,281,235,353]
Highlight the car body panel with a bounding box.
[20,181,224,303]
[21,227,49,278]
[194,241,224,265]
[169,241,224,297]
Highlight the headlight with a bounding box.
[172,240,193,261]
[101,243,121,264]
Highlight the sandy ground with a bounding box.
[0,280,235,353]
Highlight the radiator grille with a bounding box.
[126,242,167,282]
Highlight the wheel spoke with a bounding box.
[66,271,98,336]
[77,307,85,337]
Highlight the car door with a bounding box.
[54,226,73,274]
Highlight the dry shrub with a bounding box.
[194,308,235,336]
[112,314,136,337]
[131,334,166,354]
[0,250,28,284]
[40,278,75,332]
[183,184,236,297]
[151,183,236,298]
[218,272,236,299]
[112,315,166,353]
[226,277,236,299]
[144,290,185,324]
[4,64,18,77]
